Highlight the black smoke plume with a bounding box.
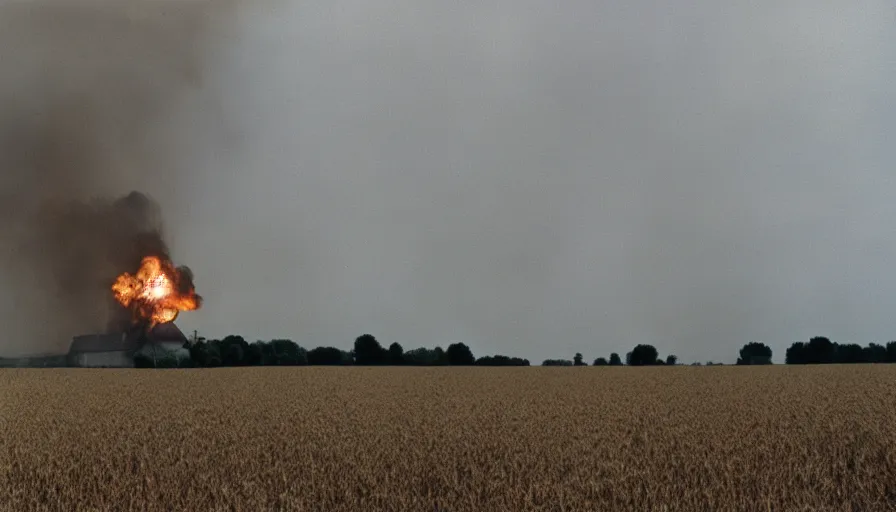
[0,1,236,356]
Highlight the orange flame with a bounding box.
[112,256,201,327]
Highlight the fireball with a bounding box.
[112,255,201,327]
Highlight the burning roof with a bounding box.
[112,255,202,329]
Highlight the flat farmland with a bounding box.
[1,366,894,511]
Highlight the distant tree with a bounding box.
[573,353,586,366]
[245,342,264,366]
[220,335,249,366]
[862,343,887,364]
[785,342,808,365]
[446,343,475,365]
[542,359,573,366]
[354,334,386,365]
[404,347,438,365]
[387,342,405,365]
[625,352,633,365]
[223,344,244,366]
[737,342,772,365]
[628,344,659,366]
[433,346,448,366]
[475,355,529,366]
[806,336,835,364]
[267,339,307,365]
[608,353,622,366]
[665,354,678,366]
[205,341,223,367]
[887,342,896,363]
[155,354,180,369]
[836,343,864,364]
[188,341,210,367]
[593,357,608,366]
[307,346,344,365]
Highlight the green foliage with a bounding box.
[387,343,405,365]
[446,343,475,365]
[737,342,773,365]
[354,334,386,365]
[627,345,660,366]
[475,355,529,366]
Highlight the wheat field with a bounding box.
[0,366,894,511]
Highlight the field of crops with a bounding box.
[0,366,894,511]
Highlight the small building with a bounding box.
[133,322,190,365]
[68,323,190,368]
[68,333,138,368]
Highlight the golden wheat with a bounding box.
[0,366,894,511]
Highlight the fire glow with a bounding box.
[112,256,201,327]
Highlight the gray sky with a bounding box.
[7,0,896,363]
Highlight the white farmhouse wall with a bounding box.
[76,351,133,368]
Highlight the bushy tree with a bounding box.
[737,342,772,365]
[308,346,344,365]
[628,344,659,366]
[268,339,308,365]
[665,354,678,366]
[573,353,585,366]
[404,347,439,365]
[862,343,886,363]
[542,359,573,366]
[433,346,448,366]
[188,341,210,367]
[219,335,249,366]
[387,342,405,365]
[785,342,807,364]
[245,342,264,366]
[446,342,475,365]
[354,334,386,365]
[807,336,835,364]
[475,355,529,366]
[593,357,608,366]
[837,343,864,364]
[608,353,622,366]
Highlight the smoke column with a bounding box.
[0,0,237,356]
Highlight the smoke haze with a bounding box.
[0,0,235,355]
[3,0,895,364]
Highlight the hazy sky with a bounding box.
[6,0,896,363]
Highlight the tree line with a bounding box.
[135,333,529,368]
[134,333,896,368]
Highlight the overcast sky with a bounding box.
[7,0,895,363]
[151,0,895,364]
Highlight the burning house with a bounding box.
[68,332,136,368]
[69,252,202,368]
[68,322,190,368]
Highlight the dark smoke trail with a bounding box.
[0,1,237,356]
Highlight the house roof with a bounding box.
[70,323,188,354]
[146,322,188,344]
[70,333,138,354]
